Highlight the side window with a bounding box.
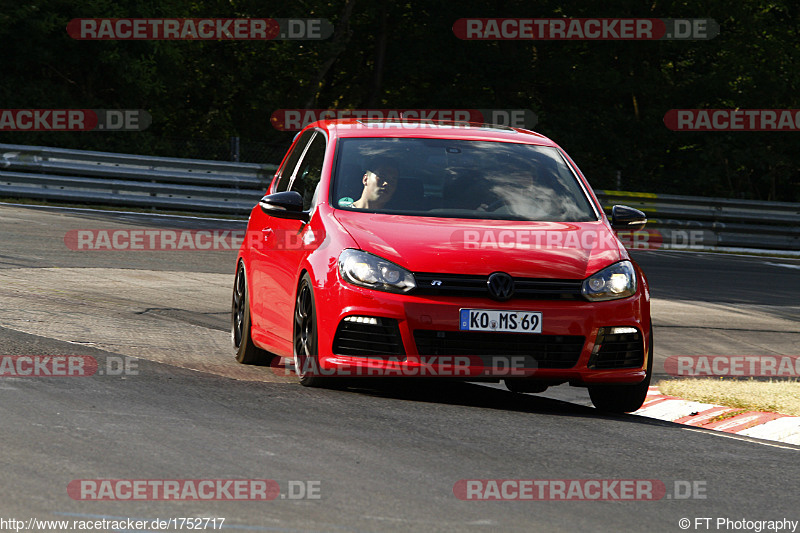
[289,132,326,211]
[273,130,315,193]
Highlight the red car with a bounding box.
[232,119,652,413]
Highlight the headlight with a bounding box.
[582,261,637,301]
[338,249,416,293]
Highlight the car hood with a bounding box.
[333,211,623,279]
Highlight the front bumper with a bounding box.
[313,281,650,385]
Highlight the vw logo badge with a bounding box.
[487,272,514,301]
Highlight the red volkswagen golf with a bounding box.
[232,119,652,412]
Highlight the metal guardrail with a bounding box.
[595,190,800,251]
[0,143,276,215]
[1,143,798,250]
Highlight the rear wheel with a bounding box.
[588,327,654,413]
[232,262,274,365]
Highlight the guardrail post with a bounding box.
[230,137,240,163]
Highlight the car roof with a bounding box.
[311,118,558,146]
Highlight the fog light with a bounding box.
[343,316,379,325]
[610,326,638,334]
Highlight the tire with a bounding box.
[588,327,654,413]
[293,274,339,388]
[231,262,275,365]
[505,379,549,394]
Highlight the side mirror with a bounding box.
[259,191,309,222]
[610,205,647,231]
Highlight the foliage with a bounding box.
[0,0,798,200]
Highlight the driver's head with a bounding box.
[358,160,399,209]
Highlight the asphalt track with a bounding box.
[1,203,799,532]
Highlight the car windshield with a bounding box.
[331,137,598,222]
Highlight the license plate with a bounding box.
[459,309,542,333]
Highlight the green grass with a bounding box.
[658,378,800,416]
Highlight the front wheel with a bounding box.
[293,274,342,388]
[588,327,654,413]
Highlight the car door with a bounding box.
[249,129,313,344]
[251,129,326,344]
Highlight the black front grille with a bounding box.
[588,329,644,369]
[332,317,405,358]
[412,273,583,300]
[413,330,585,369]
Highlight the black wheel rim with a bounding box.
[294,283,314,376]
[232,266,246,347]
